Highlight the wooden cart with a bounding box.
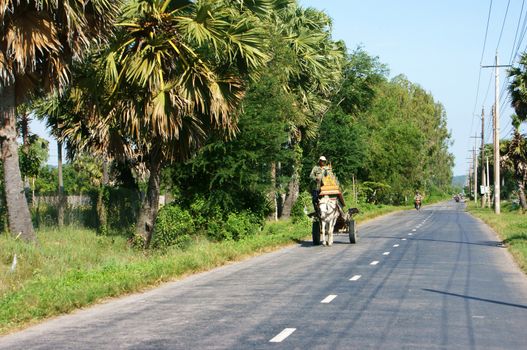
[311,165,359,245]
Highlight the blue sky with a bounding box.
[32,0,523,176]
[299,0,524,176]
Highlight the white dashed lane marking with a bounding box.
[383,252,390,255]
[349,275,362,281]
[393,244,400,247]
[321,295,337,303]
[408,233,413,236]
[412,229,417,232]
[402,238,407,241]
[270,328,296,343]
[370,261,379,266]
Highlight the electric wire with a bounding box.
[496,0,511,50]
[509,0,526,63]
[471,0,495,159]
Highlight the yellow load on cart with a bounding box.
[319,165,345,206]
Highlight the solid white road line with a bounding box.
[393,244,400,247]
[349,275,362,281]
[270,328,296,343]
[383,252,390,255]
[321,295,337,303]
[370,260,379,265]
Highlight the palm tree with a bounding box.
[509,53,527,122]
[502,115,527,210]
[270,2,345,217]
[81,0,272,247]
[0,0,121,241]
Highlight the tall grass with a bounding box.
[467,202,527,273]
[0,221,308,334]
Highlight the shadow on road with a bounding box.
[294,238,350,247]
[423,288,527,310]
[367,235,505,248]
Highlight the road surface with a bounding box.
[1,201,527,349]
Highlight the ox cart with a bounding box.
[311,165,359,245]
[312,207,359,245]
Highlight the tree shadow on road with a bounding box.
[423,288,527,310]
[367,235,505,248]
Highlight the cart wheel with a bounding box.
[312,221,321,245]
[348,220,358,244]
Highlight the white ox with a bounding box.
[318,195,340,246]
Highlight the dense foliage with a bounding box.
[0,0,455,249]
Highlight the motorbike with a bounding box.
[414,198,422,210]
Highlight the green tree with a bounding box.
[172,63,297,218]
[509,53,527,122]
[316,109,367,184]
[357,75,453,203]
[19,135,49,204]
[502,115,527,210]
[0,0,121,241]
[270,2,345,217]
[65,0,273,246]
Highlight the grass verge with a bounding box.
[467,202,527,274]
[0,204,410,335]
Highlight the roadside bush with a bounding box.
[207,211,260,241]
[291,191,311,224]
[151,204,195,249]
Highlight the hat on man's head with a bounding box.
[319,156,327,162]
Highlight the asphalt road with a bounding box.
[1,201,527,349]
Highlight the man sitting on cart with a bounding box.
[309,156,345,218]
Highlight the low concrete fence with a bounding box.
[34,195,92,208]
[34,195,167,208]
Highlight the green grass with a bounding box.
[0,203,417,335]
[467,202,527,273]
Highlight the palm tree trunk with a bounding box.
[96,159,109,234]
[136,157,162,248]
[21,112,31,203]
[0,84,35,241]
[281,174,299,218]
[267,162,277,221]
[57,141,65,227]
[519,179,527,211]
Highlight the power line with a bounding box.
[512,7,527,61]
[496,0,511,50]
[480,0,494,66]
[471,0,495,158]
[508,0,526,64]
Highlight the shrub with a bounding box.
[291,191,311,224]
[151,204,195,249]
[207,211,260,241]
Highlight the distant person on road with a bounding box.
[414,191,423,210]
[310,156,328,216]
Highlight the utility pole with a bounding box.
[473,146,478,205]
[482,52,511,214]
[481,108,487,208]
[486,156,491,208]
[467,154,474,199]
[470,134,479,205]
[494,54,500,214]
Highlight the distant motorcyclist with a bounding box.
[414,191,423,210]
